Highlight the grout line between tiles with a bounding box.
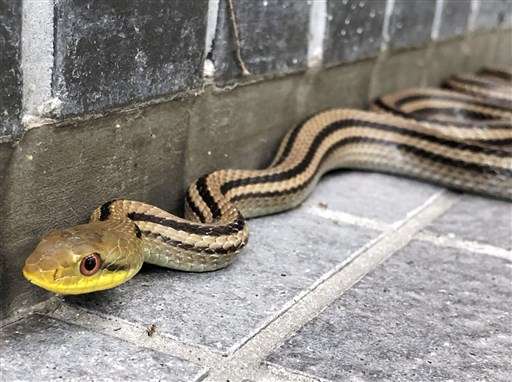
[21,0,55,119]
[381,0,395,47]
[202,190,460,381]
[305,205,390,231]
[467,0,481,32]
[257,362,331,382]
[225,228,387,356]
[417,230,512,261]
[203,0,220,78]
[45,303,225,369]
[307,0,327,68]
[14,190,511,381]
[305,196,511,262]
[431,0,445,41]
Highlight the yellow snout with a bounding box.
[23,221,144,295]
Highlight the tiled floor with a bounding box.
[267,241,512,381]
[66,211,379,352]
[1,316,204,381]
[1,172,511,381]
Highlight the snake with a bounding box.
[22,67,512,295]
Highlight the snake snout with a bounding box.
[22,230,82,293]
[22,261,58,288]
[23,222,145,294]
[23,240,69,289]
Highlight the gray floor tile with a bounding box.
[267,241,512,381]
[0,315,201,382]
[66,210,379,352]
[305,172,440,224]
[426,195,512,250]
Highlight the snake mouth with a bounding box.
[22,266,63,294]
[22,262,76,295]
[22,262,135,295]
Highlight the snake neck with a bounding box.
[23,67,512,294]
[90,70,512,272]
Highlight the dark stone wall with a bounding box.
[212,0,310,84]
[2,0,512,138]
[475,0,512,30]
[438,0,472,40]
[324,0,387,66]
[0,0,22,139]
[388,0,437,49]
[53,0,208,117]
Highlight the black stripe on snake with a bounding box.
[22,67,512,295]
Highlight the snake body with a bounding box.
[23,68,512,294]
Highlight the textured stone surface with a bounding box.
[0,143,14,317]
[297,59,376,112]
[53,0,207,116]
[0,141,13,191]
[474,0,512,30]
[185,80,301,185]
[388,0,436,49]
[438,0,471,40]
[67,210,379,352]
[425,38,472,85]
[213,0,310,84]
[0,0,22,138]
[324,0,386,66]
[267,241,512,381]
[494,28,512,66]
[465,31,512,72]
[0,315,202,381]
[305,172,440,224]
[426,195,512,250]
[369,48,427,97]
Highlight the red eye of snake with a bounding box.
[79,253,101,276]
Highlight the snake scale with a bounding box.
[23,67,512,294]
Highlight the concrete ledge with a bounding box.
[0,29,510,318]
[494,28,512,66]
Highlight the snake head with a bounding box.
[23,221,144,295]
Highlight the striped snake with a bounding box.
[23,68,512,295]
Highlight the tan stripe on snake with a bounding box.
[23,68,512,294]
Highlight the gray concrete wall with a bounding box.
[0,0,511,318]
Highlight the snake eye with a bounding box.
[80,253,101,276]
